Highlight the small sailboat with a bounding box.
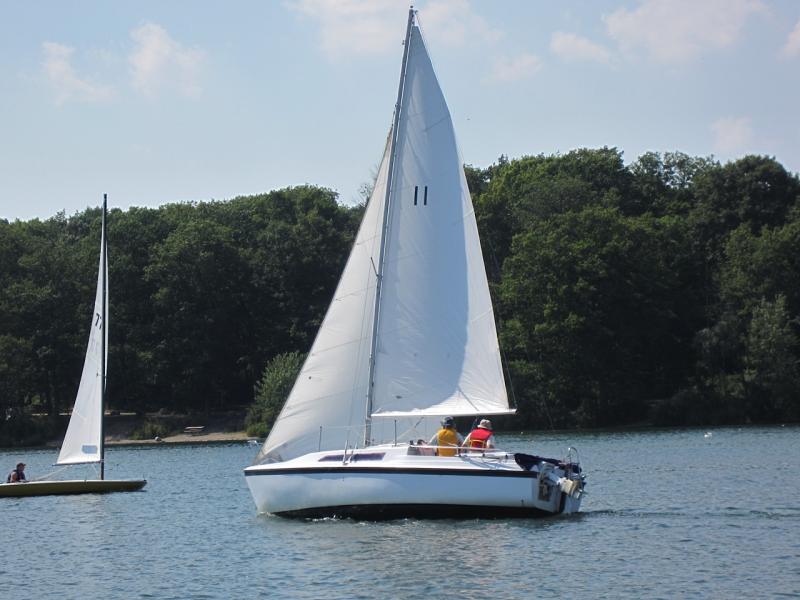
[244,9,585,518]
[0,195,146,497]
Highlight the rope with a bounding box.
[31,465,71,481]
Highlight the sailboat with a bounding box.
[244,9,585,518]
[0,195,146,497]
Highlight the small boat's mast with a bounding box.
[99,193,107,480]
[365,7,415,446]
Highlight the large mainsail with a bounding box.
[57,217,108,465]
[255,14,510,464]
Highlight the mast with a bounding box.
[364,7,415,446]
[99,194,107,480]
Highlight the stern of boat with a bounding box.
[517,446,586,515]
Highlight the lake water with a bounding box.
[1,426,798,599]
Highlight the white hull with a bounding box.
[245,445,584,519]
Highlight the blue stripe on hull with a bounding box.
[245,466,539,478]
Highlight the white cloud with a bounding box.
[781,19,800,58]
[288,0,404,57]
[129,23,204,98]
[42,42,114,105]
[550,31,611,64]
[487,53,542,83]
[711,116,753,154]
[604,0,766,63]
[287,0,502,58]
[420,0,503,47]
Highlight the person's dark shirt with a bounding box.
[6,468,26,483]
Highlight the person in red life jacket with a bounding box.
[463,419,495,451]
[6,462,27,483]
[428,416,464,457]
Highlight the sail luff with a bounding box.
[365,7,416,446]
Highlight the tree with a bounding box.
[743,296,800,421]
[245,351,304,438]
[145,217,251,413]
[500,206,696,427]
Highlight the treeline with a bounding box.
[0,186,361,443]
[469,149,800,428]
[1,149,799,445]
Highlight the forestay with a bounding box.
[57,223,108,465]
[255,20,511,465]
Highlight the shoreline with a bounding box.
[44,431,260,448]
[110,431,259,446]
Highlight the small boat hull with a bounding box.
[0,479,147,498]
[245,447,584,520]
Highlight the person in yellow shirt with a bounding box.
[428,417,464,457]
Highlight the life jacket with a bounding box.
[466,428,492,449]
[435,428,459,457]
[6,469,25,483]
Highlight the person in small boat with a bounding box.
[428,416,464,457]
[6,462,27,483]
[463,419,495,450]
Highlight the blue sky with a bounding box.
[1,0,798,221]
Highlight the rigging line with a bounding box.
[31,465,71,481]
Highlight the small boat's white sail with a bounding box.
[57,222,107,465]
[255,16,511,465]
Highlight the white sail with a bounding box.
[57,222,107,465]
[370,25,510,418]
[255,19,511,464]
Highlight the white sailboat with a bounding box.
[1,195,146,497]
[244,9,585,518]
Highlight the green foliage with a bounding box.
[0,186,359,440]
[130,420,173,440]
[2,151,800,446]
[743,296,800,421]
[246,352,305,438]
[0,415,59,448]
[500,206,696,427]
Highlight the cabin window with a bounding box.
[318,452,385,462]
[351,452,385,461]
[319,454,344,462]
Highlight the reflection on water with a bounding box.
[2,427,799,599]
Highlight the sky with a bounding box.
[1,0,799,221]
